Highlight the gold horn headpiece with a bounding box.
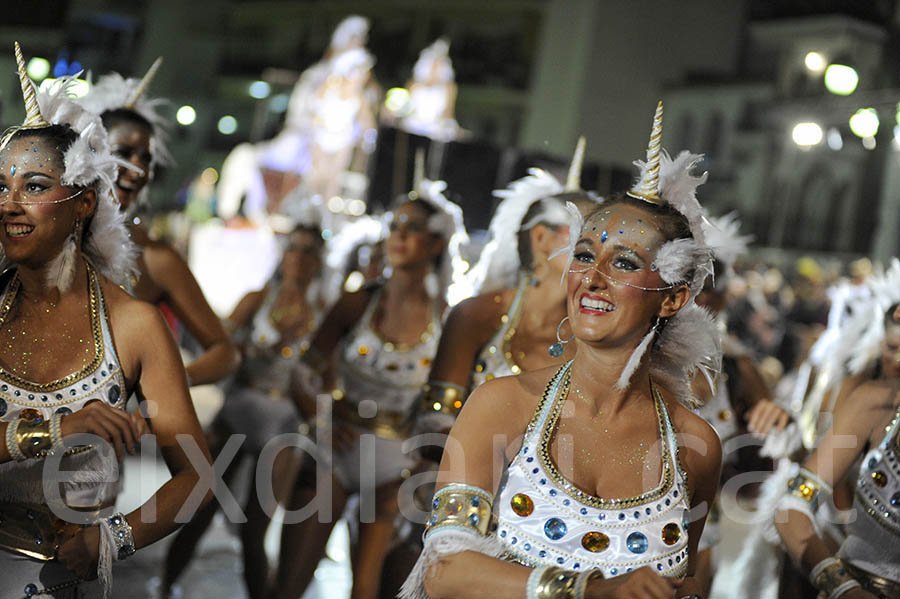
[627,100,664,204]
[0,43,52,150]
[564,136,586,192]
[123,57,163,109]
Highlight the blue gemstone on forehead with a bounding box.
[619,230,624,234]
[10,165,15,175]
[600,230,608,243]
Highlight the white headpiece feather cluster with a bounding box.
[413,38,454,83]
[702,212,753,281]
[414,178,470,305]
[79,57,174,173]
[0,43,139,290]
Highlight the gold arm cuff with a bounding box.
[536,566,578,599]
[843,560,900,597]
[787,467,831,512]
[426,483,493,536]
[812,558,860,598]
[420,382,467,417]
[17,418,52,459]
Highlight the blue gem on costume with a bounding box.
[511,537,517,545]
[55,407,72,415]
[657,564,663,571]
[471,496,480,507]
[524,543,531,551]
[618,513,625,521]
[597,513,605,520]
[432,498,439,510]
[626,532,648,554]
[0,385,5,391]
[891,492,900,507]
[563,499,570,506]
[557,557,565,564]
[544,518,567,540]
[539,550,547,558]
[574,563,580,570]
[468,514,480,527]
[500,530,507,538]
[55,394,62,400]
[580,508,588,515]
[633,511,640,519]
[549,489,557,497]
[610,567,618,576]
[14,390,20,396]
[108,385,121,404]
[600,230,608,243]
[81,384,88,391]
[533,468,539,474]
[673,490,679,498]
[645,507,652,515]
[868,456,878,470]
[27,394,33,400]
[527,457,534,462]
[24,584,37,597]
[0,398,6,417]
[540,478,547,485]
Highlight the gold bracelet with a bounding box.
[786,467,831,512]
[420,382,467,417]
[426,483,493,536]
[535,566,578,599]
[811,558,860,599]
[16,415,52,459]
[5,418,25,461]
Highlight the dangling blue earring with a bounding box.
[548,316,574,357]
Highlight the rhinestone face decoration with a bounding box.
[544,517,567,540]
[662,523,681,545]
[581,531,609,553]
[510,493,534,517]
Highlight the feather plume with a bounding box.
[615,326,657,390]
[703,212,753,271]
[648,302,722,408]
[415,179,470,305]
[550,200,585,286]
[467,168,564,294]
[45,237,79,292]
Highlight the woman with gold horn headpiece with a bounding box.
[0,42,213,598]
[377,138,599,597]
[80,58,239,388]
[400,102,723,599]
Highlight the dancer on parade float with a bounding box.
[80,58,238,387]
[160,219,327,599]
[399,38,461,142]
[763,260,900,599]
[273,177,468,599]
[401,101,723,599]
[0,43,212,598]
[379,138,599,597]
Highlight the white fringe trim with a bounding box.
[399,529,507,599]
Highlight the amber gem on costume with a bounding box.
[581,531,609,553]
[357,345,369,356]
[872,471,888,488]
[510,493,534,517]
[20,409,42,423]
[798,484,813,499]
[662,523,681,545]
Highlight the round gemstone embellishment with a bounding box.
[510,493,534,517]
[626,531,648,554]
[872,471,888,488]
[581,531,609,553]
[444,498,461,516]
[662,523,681,545]
[891,492,900,507]
[544,518,567,540]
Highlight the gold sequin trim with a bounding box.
[536,363,675,509]
[0,264,104,393]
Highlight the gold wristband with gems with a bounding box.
[787,467,831,512]
[16,413,52,459]
[811,558,860,599]
[534,566,578,599]
[420,381,467,417]
[426,483,493,536]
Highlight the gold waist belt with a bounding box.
[0,502,83,561]
[843,560,900,599]
[332,400,412,440]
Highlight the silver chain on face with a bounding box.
[0,187,84,206]
[570,264,675,292]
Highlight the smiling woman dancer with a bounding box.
[80,59,238,386]
[0,43,211,598]
[402,102,723,599]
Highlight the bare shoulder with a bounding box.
[140,237,184,270]
[663,392,722,482]
[100,277,162,325]
[448,288,513,329]
[455,365,559,440]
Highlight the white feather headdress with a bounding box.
[703,211,753,283]
[79,57,174,172]
[0,43,139,288]
[414,177,471,305]
[413,38,454,83]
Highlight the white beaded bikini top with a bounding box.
[495,361,691,578]
[337,287,441,414]
[471,275,529,389]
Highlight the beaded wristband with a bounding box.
[526,566,551,599]
[420,382,467,417]
[811,558,860,599]
[426,483,493,537]
[5,418,25,461]
[786,467,831,512]
[535,566,577,599]
[106,513,136,560]
[574,570,603,599]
